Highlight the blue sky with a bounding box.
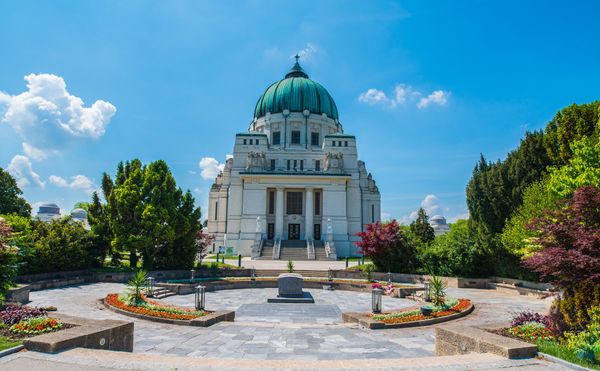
[1,1,599,223]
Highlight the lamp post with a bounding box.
[372,287,383,313]
[387,272,392,285]
[190,269,195,282]
[146,277,155,297]
[251,267,256,281]
[328,268,333,282]
[195,285,206,310]
[424,281,431,302]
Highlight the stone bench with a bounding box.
[23,313,133,353]
[435,324,537,359]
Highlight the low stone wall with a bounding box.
[343,302,474,329]
[435,324,537,359]
[16,270,90,283]
[23,312,133,353]
[491,276,554,291]
[5,284,30,304]
[158,279,423,297]
[102,298,235,327]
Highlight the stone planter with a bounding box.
[420,306,433,316]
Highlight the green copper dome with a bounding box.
[254,59,339,120]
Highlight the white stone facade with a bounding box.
[207,87,380,257]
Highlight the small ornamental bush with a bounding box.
[9,317,62,335]
[511,311,555,329]
[564,306,600,364]
[0,305,47,326]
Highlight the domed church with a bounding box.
[207,58,380,259]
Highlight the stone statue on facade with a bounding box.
[246,151,266,171]
[324,152,344,172]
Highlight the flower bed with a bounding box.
[9,317,62,336]
[371,298,471,324]
[105,293,206,321]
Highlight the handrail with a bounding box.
[250,236,264,259]
[307,238,315,260]
[272,237,281,260]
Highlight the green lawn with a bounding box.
[537,340,599,370]
[0,336,21,351]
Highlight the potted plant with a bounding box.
[421,306,433,316]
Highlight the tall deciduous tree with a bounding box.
[354,220,416,273]
[524,186,600,328]
[0,168,31,217]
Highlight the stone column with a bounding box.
[305,187,314,239]
[275,187,284,238]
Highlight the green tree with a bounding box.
[544,101,600,165]
[501,178,559,258]
[20,218,93,274]
[420,220,489,277]
[0,218,19,302]
[0,168,31,217]
[409,208,435,245]
[547,134,600,198]
[93,159,202,271]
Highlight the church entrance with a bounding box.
[288,224,300,240]
[314,224,321,240]
[267,223,274,239]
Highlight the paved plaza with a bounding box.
[0,282,567,369]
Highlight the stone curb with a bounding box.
[539,352,591,370]
[0,344,24,358]
[102,298,235,327]
[342,302,474,329]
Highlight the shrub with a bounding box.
[564,306,600,364]
[287,260,294,273]
[0,305,47,326]
[363,263,375,281]
[511,311,555,329]
[429,275,447,307]
[354,220,416,273]
[209,262,219,278]
[9,317,62,335]
[0,219,19,301]
[125,270,147,305]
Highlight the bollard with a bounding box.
[361,255,365,265]
[345,256,349,269]
[221,255,225,264]
[238,254,242,268]
[216,253,220,262]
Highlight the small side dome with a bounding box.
[38,203,60,215]
[430,215,446,223]
[71,208,88,221]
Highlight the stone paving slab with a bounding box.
[0,348,568,370]
[23,282,554,362]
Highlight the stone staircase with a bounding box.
[314,240,328,260]
[279,240,308,260]
[259,240,274,259]
[147,286,176,299]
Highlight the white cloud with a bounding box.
[199,157,225,180]
[358,88,390,106]
[0,73,116,158]
[421,194,440,215]
[7,155,45,188]
[193,187,202,194]
[417,90,450,109]
[359,84,450,109]
[22,143,58,161]
[49,174,96,194]
[296,43,318,61]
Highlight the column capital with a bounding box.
[305,186,314,192]
[276,186,285,192]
